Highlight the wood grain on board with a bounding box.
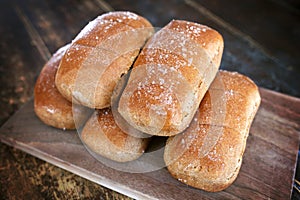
[0,88,299,200]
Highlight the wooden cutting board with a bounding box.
[0,88,299,200]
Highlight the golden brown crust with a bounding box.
[34,44,76,129]
[164,70,261,192]
[165,126,243,192]
[134,48,200,86]
[55,11,154,109]
[118,20,224,136]
[165,20,223,64]
[80,108,149,162]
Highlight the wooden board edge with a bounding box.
[0,134,156,200]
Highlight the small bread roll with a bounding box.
[55,11,154,109]
[118,20,223,136]
[34,44,86,130]
[81,108,149,162]
[164,70,261,192]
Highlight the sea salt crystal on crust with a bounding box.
[159,78,165,85]
[46,107,55,114]
[226,89,234,96]
[178,178,187,183]
[124,12,139,20]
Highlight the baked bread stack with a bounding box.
[34,11,261,192]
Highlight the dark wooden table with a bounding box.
[0,0,299,199]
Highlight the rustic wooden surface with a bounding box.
[0,88,299,199]
[0,0,300,199]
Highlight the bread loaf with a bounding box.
[118,20,223,136]
[81,108,149,162]
[55,11,154,109]
[34,44,87,130]
[164,70,261,192]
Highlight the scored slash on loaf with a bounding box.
[118,20,224,136]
